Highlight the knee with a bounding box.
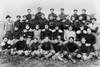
[51,50,55,54]
[63,51,68,55]
[24,51,30,56]
[77,54,82,58]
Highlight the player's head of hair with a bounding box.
[50,8,54,11]
[42,13,45,16]
[27,9,31,11]
[22,15,26,18]
[91,18,96,21]
[16,15,21,18]
[82,9,86,12]
[73,9,78,12]
[61,8,64,11]
[69,36,74,40]
[37,7,42,10]
[5,15,11,19]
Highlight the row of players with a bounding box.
[1,25,99,63]
[4,8,96,33]
[4,12,97,40]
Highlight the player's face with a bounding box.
[7,18,11,21]
[23,16,26,20]
[4,38,8,42]
[31,15,35,19]
[87,28,91,34]
[50,10,54,13]
[35,25,39,29]
[27,10,31,14]
[61,10,64,13]
[41,15,45,18]
[81,38,86,44]
[57,17,60,20]
[37,8,41,12]
[26,25,30,29]
[80,26,84,30]
[71,17,75,21]
[55,26,59,30]
[54,39,58,43]
[79,16,83,20]
[66,16,69,19]
[45,25,49,29]
[34,39,38,43]
[82,11,86,14]
[69,38,74,43]
[92,19,95,24]
[45,37,49,42]
[74,11,77,14]
[17,17,20,20]
[14,27,18,31]
[87,16,91,20]
[20,37,24,41]
[69,26,73,31]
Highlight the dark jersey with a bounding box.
[76,30,87,41]
[79,43,90,53]
[74,20,83,31]
[81,14,87,20]
[21,20,30,30]
[35,12,42,20]
[63,19,72,29]
[48,13,57,20]
[14,20,21,29]
[12,30,21,39]
[48,19,56,29]
[55,20,63,30]
[13,40,27,50]
[41,42,52,51]
[30,42,40,51]
[29,19,38,29]
[22,29,33,38]
[26,13,32,21]
[84,34,96,45]
[64,42,78,53]
[41,29,52,39]
[38,18,48,29]
[53,42,63,52]
[59,13,67,20]
[71,14,79,20]
[52,29,63,39]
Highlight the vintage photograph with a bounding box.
[0,0,100,67]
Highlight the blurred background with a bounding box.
[0,0,99,22]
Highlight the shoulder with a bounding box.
[41,29,45,31]
[76,30,81,34]
[52,29,56,32]
[83,30,87,34]
[59,29,63,33]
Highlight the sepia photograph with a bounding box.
[0,0,100,67]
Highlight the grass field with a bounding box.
[0,22,100,67]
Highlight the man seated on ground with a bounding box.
[11,36,27,56]
[0,37,12,51]
[30,38,41,57]
[39,36,55,60]
[52,38,67,63]
[77,37,95,60]
[63,37,79,63]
